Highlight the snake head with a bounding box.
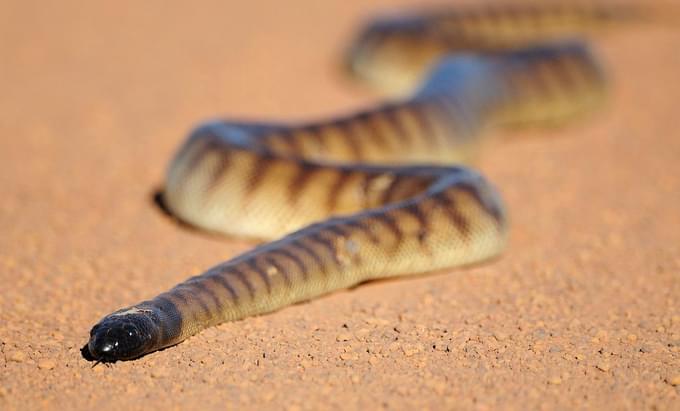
[87,308,159,362]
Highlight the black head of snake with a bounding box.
[87,308,164,361]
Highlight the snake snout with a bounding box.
[88,312,158,362]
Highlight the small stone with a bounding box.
[402,344,422,357]
[336,333,352,342]
[626,334,638,342]
[667,375,680,386]
[548,377,562,385]
[639,344,654,353]
[368,356,379,366]
[365,317,389,326]
[299,359,311,370]
[595,362,610,372]
[388,342,401,352]
[493,332,507,342]
[37,359,56,370]
[8,351,27,363]
[340,352,358,361]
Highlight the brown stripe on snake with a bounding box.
[269,248,309,281]
[244,151,278,198]
[534,53,587,97]
[419,99,453,147]
[247,258,272,295]
[324,168,353,211]
[186,285,216,319]
[233,266,259,299]
[151,296,183,341]
[528,60,562,99]
[185,280,223,313]
[565,53,604,90]
[291,238,328,276]
[379,175,404,205]
[333,120,364,160]
[430,191,471,238]
[203,273,239,302]
[356,110,398,151]
[85,2,672,362]
[263,256,293,288]
[348,115,382,155]
[339,220,381,245]
[177,135,219,188]
[370,211,404,246]
[380,173,432,206]
[401,202,430,245]
[275,128,303,156]
[456,181,505,226]
[287,162,320,202]
[306,231,344,267]
[385,111,416,151]
[407,102,440,147]
[205,150,232,195]
[301,124,328,156]
[171,287,212,327]
[550,55,584,90]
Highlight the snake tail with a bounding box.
[346,1,667,95]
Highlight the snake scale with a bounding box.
[85,2,663,362]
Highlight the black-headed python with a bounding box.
[85,2,670,362]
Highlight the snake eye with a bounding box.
[87,313,157,361]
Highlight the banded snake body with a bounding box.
[86,2,665,361]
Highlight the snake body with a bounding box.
[86,2,653,362]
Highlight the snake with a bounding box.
[84,2,660,362]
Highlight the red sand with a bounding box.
[0,1,679,410]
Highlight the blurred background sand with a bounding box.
[0,1,679,409]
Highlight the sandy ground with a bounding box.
[1,1,679,410]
